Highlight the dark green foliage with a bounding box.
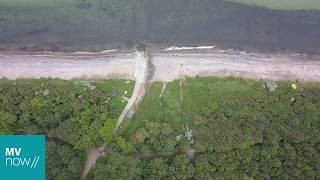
[46,139,83,180]
[141,158,168,180]
[0,79,133,179]
[130,122,177,153]
[194,154,215,180]
[167,154,195,179]
[98,113,116,142]
[90,151,141,180]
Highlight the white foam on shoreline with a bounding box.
[164,45,215,51]
[72,49,118,55]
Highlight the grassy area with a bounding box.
[225,0,320,10]
[0,78,134,179]
[111,77,320,179]
[122,76,320,151]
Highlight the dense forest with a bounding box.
[0,79,134,179]
[1,0,320,53]
[2,77,318,179]
[92,77,320,180]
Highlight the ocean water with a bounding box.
[0,0,320,53]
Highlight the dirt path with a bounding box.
[135,148,198,160]
[79,50,149,179]
[116,50,149,130]
[80,144,106,180]
[159,82,167,98]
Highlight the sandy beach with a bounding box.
[1,48,320,82]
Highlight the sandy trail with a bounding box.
[116,51,148,129]
[1,49,319,82]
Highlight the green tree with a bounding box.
[116,136,135,153]
[92,151,141,180]
[194,154,215,180]
[99,114,115,141]
[168,155,194,180]
[30,97,47,109]
[0,111,16,134]
[142,158,168,180]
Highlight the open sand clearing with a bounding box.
[0,51,136,80]
[152,49,320,82]
[0,48,320,82]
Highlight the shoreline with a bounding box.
[1,47,319,82]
